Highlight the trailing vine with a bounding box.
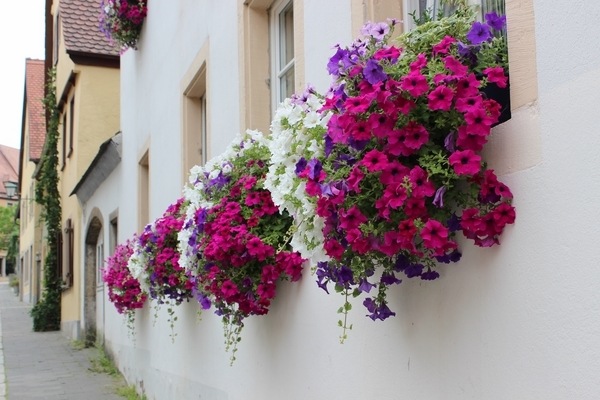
[31,68,62,331]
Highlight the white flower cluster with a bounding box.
[127,237,150,293]
[178,130,267,271]
[264,93,331,265]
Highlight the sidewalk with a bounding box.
[0,282,125,400]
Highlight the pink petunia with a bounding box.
[380,161,410,185]
[400,72,429,97]
[456,125,488,151]
[427,85,454,111]
[449,149,482,176]
[443,56,468,77]
[340,206,368,231]
[483,66,508,88]
[403,122,430,150]
[420,219,449,251]
[221,280,239,299]
[361,149,389,172]
[455,73,481,98]
[324,239,345,260]
[409,53,427,72]
[464,106,494,136]
[433,35,457,55]
[409,166,435,198]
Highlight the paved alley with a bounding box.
[0,282,125,400]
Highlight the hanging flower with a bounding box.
[264,86,332,265]
[99,0,148,51]
[129,198,194,340]
[102,236,147,333]
[303,8,514,341]
[180,130,305,364]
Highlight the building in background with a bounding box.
[17,59,46,304]
[48,0,120,341]
[0,144,20,278]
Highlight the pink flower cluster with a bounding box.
[139,198,194,305]
[99,0,148,50]
[197,172,304,317]
[305,18,515,322]
[116,0,147,26]
[103,238,146,315]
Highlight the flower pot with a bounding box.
[483,78,511,126]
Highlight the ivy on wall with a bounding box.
[31,69,62,332]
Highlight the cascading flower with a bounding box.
[181,130,306,364]
[99,0,147,51]
[102,236,147,333]
[302,7,514,340]
[129,198,194,340]
[264,87,332,264]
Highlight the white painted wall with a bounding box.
[99,1,600,399]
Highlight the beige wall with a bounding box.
[19,106,45,305]
[53,19,120,334]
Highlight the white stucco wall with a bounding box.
[100,1,600,399]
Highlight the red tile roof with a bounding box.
[60,0,119,56]
[0,145,20,197]
[25,59,47,162]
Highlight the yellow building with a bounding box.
[17,59,47,304]
[49,0,120,339]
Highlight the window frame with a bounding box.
[270,0,295,113]
[403,0,493,30]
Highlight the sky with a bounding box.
[0,0,46,150]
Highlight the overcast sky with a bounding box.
[0,0,46,150]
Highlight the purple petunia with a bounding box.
[485,12,507,31]
[466,22,492,45]
[363,59,388,84]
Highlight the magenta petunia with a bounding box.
[449,149,482,176]
[483,66,508,88]
[361,149,389,172]
[432,35,457,55]
[403,122,430,150]
[427,85,454,111]
[443,56,468,77]
[400,72,429,97]
[420,219,449,251]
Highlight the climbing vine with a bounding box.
[31,68,62,331]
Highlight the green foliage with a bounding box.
[8,274,19,288]
[31,68,62,332]
[89,346,119,376]
[116,385,147,400]
[0,206,18,250]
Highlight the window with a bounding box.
[68,97,74,158]
[63,218,74,288]
[270,0,295,111]
[182,53,208,179]
[62,112,67,169]
[109,216,118,257]
[96,228,104,286]
[138,151,150,232]
[405,0,504,29]
[240,1,274,134]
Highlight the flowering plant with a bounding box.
[102,236,147,332]
[180,130,305,363]
[305,7,515,339]
[128,198,194,339]
[264,87,332,264]
[99,0,147,51]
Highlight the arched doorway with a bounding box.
[84,213,103,346]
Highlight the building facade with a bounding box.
[17,59,46,304]
[37,0,600,398]
[50,0,120,340]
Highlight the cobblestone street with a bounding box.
[0,282,126,399]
